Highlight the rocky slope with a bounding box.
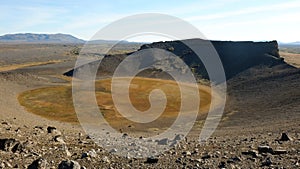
[139,39,283,80]
[65,39,287,82]
[0,41,299,168]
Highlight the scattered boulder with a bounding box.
[173,134,184,141]
[261,157,272,167]
[61,144,72,157]
[58,160,81,169]
[145,157,159,164]
[242,150,259,158]
[81,152,88,159]
[109,148,117,153]
[47,126,56,134]
[218,161,226,168]
[227,156,242,163]
[28,158,49,169]
[81,149,97,159]
[258,145,273,154]
[157,138,169,145]
[88,149,97,158]
[201,153,211,159]
[101,156,110,163]
[54,136,65,144]
[279,133,292,141]
[47,126,62,136]
[273,149,287,155]
[0,138,24,153]
[1,161,12,168]
[182,151,191,156]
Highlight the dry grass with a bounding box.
[18,86,76,123]
[18,77,212,131]
[280,51,300,68]
[0,60,62,72]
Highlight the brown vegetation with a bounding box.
[18,77,211,132]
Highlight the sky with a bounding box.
[1,0,300,42]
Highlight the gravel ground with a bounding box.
[0,44,299,168]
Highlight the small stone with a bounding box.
[58,160,81,169]
[232,156,242,162]
[258,145,273,154]
[227,156,241,164]
[279,133,292,141]
[174,134,184,141]
[0,138,24,153]
[1,121,9,125]
[242,150,258,158]
[28,158,49,169]
[47,126,61,136]
[88,149,97,158]
[109,148,117,153]
[82,149,97,158]
[65,149,72,157]
[81,152,88,159]
[145,157,159,164]
[60,144,71,157]
[273,149,287,155]
[261,157,272,166]
[47,126,56,134]
[1,162,5,168]
[195,158,203,163]
[157,138,168,145]
[102,156,110,163]
[227,159,234,163]
[175,157,182,164]
[182,151,191,156]
[4,162,12,168]
[218,161,226,168]
[201,153,211,159]
[54,136,65,144]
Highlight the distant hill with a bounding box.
[290,41,300,45]
[0,33,85,43]
[279,41,300,46]
[88,39,143,44]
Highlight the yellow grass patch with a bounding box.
[18,77,212,132]
[279,51,300,68]
[0,60,61,72]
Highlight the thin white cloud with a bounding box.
[197,11,300,42]
[186,0,300,21]
[166,0,237,16]
[1,5,67,32]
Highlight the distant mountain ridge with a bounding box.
[278,41,300,46]
[0,33,145,44]
[0,33,85,43]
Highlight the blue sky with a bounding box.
[1,0,300,42]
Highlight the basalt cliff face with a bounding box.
[139,39,283,80]
[65,39,288,81]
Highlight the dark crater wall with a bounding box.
[64,39,287,81]
[140,39,283,80]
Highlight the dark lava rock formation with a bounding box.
[64,39,288,82]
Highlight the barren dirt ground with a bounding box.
[280,51,300,68]
[0,44,299,168]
